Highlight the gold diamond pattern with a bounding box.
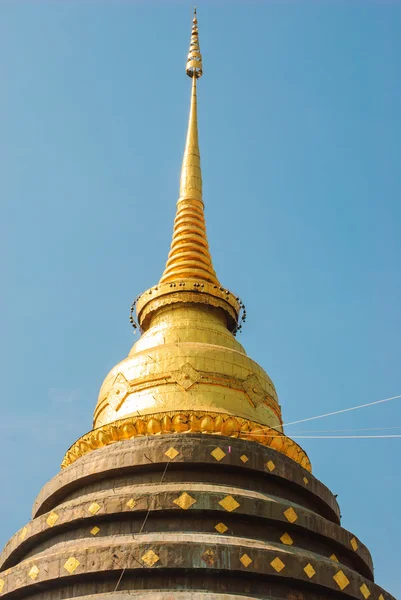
[63,557,80,574]
[333,570,350,590]
[46,512,59,527]
[215,522,228,534]
[173,492,197,510]
[201,549,216,566]
[0,579,4,594]
[330,553,339,562]
[219,495,240,512]
[350,537,359,551]
[141,549,160,567]
[360,584,371,599]
[165,447,179,460]
[280,533,293,546]
[175,363,200,390]
[211,447,226,462]
[304,563,316,579]
[88,502,101,515]
[240,454,249,463]
[283,507,298,523]
[126,498,136,510]
[379,595,385,600]
[303,476,309,485]
[266,460,276,471]
[28,565,39,581]
[19,526,28,541]
[270,557,285,572]
[90,526,100,536]
[240,553,252,568]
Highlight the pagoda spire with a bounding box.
[159,8,220,286]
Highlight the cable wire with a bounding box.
[280,394,401,429]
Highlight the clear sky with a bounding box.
[2,1,400,596]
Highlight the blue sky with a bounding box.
[1,1,400,596]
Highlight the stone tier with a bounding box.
[0,435,394,600]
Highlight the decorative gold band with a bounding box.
[61,410,311,472]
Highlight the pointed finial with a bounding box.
[159,8,219,285]
[186,7,203,78]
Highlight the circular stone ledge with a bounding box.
[33,435,339,522]
[0,533,393,600]
[1,483,372,577]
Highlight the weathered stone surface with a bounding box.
[0,435,394,599]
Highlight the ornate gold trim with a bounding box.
[136,280,240,332]
[61,410,311,473]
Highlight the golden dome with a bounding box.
[61,10,311,473]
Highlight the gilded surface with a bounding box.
[61,11,312,479]
[61,409,311,471]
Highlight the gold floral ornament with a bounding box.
[107,373,129,411]
[28,565,39,581]
[141,550,160,567]
[61,411,312,472]
[201,549,216,566]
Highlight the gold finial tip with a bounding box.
[186,6,202,78]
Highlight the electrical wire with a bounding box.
[279,394,401,429]
[114,460,170,592]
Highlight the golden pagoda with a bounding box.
[0,10,394,600]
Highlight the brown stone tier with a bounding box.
[0,435,393,600]
[61,411,311,472]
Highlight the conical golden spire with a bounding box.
[159,9,220,286]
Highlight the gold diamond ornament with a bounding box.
[240,553,252,568]
[201,549,216,566]
[379,595,385,600]
[330,553,339,562]
[88,502,101,515]
[266,460,276,471]
[211,447,226,462]
[90,526,100,536]
[28,565,39,581]
[280,533,293,546]
[215,522,228,534]
[64,557,80,574]
[303,476,309,485]
[283,507,298,523]
[219,495,240,512]
[333,570,350,590]
[46,512,59,527]
[360,584,371,599]
[304,563,316,579]
[174,363,200,390]
[19,526,28,541]
[173,492,197,510]
[165,447,179,460]
[270,557,285,572]
[141,549,160,567]
[240,454,249,463]
[0,579,5,594]
[350,537,359,551]
[126,498,136,510]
